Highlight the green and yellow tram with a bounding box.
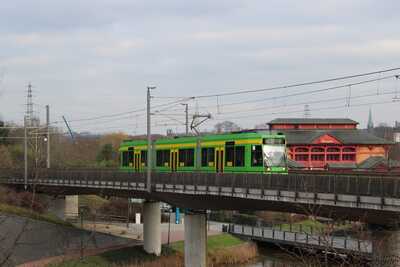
[119,131,288,174]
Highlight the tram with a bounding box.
[119,131,288,174]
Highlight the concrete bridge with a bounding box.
[1,168,400,266]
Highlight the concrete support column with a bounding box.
[46,196,66,220]
[143,201,161,256]
[184,212,207,267]
[65,195,79,220]
[372,229,400,266]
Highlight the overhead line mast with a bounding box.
[147,86,156,193]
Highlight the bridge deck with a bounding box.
[1,169,400,224]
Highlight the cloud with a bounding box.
[0,0,399,132]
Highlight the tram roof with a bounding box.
[120,131,285,148]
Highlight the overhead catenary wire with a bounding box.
[154,67,400,99]
[211,98,400,122]
[14,68,398,135]
[210,90,399,117]
[50,98,189,125]
[177,74,398,111]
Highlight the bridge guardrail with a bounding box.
[226,223,372,255]
[1,168,400,198]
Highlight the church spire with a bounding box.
[367,108,374,131]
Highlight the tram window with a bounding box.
[122,151,129,167]
[225,144,234,167]
[156,150,170,167]
[251,145,263,167]
[128,147,134,165]
[201,147,215,167]
[235,146,245,167]
[179,149,194,167]
[225,144,245,167]
[141,150,147,166]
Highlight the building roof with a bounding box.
[269,118,358,125]
[287,158,305,168]
[327,162,358,169]
[358,156,400,169]
[282,130,392,145]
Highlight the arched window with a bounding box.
[311,147,324,153]
[295,147,309,153]
[295,154,309,161]
[342,147,355,152]
[326,146,340,161]
[342,146,356,161]
[327,147,340,152]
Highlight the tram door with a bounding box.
[133,151,141,172]
[170,149,178,172]
[215,147,224,173]
[128,147,134,168]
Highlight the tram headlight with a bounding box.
[267,167,271,171]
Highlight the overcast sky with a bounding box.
[1,0,399,134]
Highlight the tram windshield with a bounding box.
[263,145,287,167]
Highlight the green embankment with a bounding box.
[47,234,255,267]
[0,203,72,227]
[275,219,352,233]
[171,233,243,252]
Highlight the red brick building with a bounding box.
[268,118,392,169]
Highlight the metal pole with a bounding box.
[184,104,189,135]
[167,207,171,245]
[127,198,130,229]
[146,86,155,192]
[80,207,84,260]
[46,105,50,168]
[24,116,28,190]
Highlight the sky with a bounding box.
[0,0,399,135]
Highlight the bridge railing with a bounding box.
[226,223,372,254]
[1,168,400,198]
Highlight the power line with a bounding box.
[212,98,399,122]
[50,98,187,125]
[210,90,398,116]
[155,67,400,99]
[184,74,397,110]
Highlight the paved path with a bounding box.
[78,220,224,244]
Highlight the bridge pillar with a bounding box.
[45,196,66,220]
[65,195,79,220]
[184,211,207,267]
[143,201,161,256]
[372,229,400,266]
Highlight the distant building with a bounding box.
[268,118,393,170]
[394,132,400,143]
[367,108,374,132]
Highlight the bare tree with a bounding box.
[214,121,241,133]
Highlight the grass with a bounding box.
[0,203,73,227]
[170,233,244,253]
[47,234,253,267]
[274,219,352,234]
